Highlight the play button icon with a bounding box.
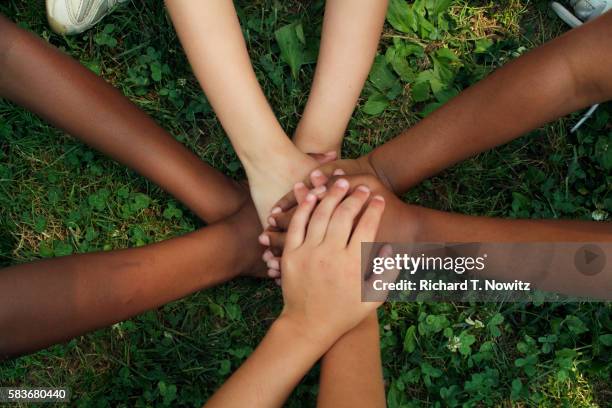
[574,244,606,276]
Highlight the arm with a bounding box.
[267,174,612,299]
[317,313,386,408]
[292,4,388,405]
[293,0,388,156]
[368,12,612,193]
[0,202,263,359]
[0,14,242,223]
[206,178,389,407]
[165,1,327,224]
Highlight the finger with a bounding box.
[268,268,281,278]
[305,178,351,246]
[324,185,372,246]
[258,232,270,247]
[269,180,317,215]
[364,244,398,303]
[269,207,295,230]
[308,151,337,164]
[262,249,275,263]
[309,169,330,188]
[349,195,386,250]
[266,256,281,271]
[266,231,286,253]
[285,192,317,250]
[293,182,310,205]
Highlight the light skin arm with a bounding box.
[281,12,612,194]
[290,2,388,406]
[164,0,327,224]
[293,0,388,156]
[206,180,389,407]
[0,14,241,224]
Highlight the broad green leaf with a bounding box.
[385,46,416,82]
[436,47,459,62]
[599,334,612,346]
[275,22,305,78]
[403,325,417,352]
[386,0,416,33]
[363,93,390,116]
[369,55,399,92]
[563,315,589,335]
[426,0,452,16]
[411,81,430,102]
[475,38,494,53]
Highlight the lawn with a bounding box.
[1,0,611,406]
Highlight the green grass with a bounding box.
[1,0,611,406]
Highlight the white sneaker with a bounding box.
[46,0,128,35]
[551,0,612,28]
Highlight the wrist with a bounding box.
[274,312,340,351]
[399,204,424,243]
[363,151,396,193]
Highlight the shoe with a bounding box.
[46,0,128,35]
[551,0,611,27]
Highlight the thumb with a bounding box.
[308,150,337,165]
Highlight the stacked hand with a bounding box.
[259,166,422,280]
[276,176,395,343]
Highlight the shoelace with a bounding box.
[550,1,607,132]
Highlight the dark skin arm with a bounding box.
[0,15,264,359]
[0,13,242,223]
[268,174,612,299]
[0,203,263,359]
[369,11,612,193]
[273,12,612,194]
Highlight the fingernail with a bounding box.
[275,278,282,286]
[357,185,370,193]
[312,185,327,196]
[294,182,305,190]
[333,168,346,176]
[262,250,273,261]
[268,269,280,278]
[335,178,349,189]
[268,216,277,227]
[311,169,323,178]
[325,151,337,157]
[373,195,385,203]
[258,234,270,246]
[305,193,316,202]
[267,259,280,269]
[379,244,393,257]
[271,206,282,215]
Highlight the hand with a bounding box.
[277,177,394,343]
[266,154,388,216]
[260,172,421,279]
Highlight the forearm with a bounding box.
[369,12,612,193]
[317,313,385,408]
[402,205,612,298]
[0,222,247,359]
[294,0,388,154]
[206,317,333,408]
[165,0,292,169]
[0,14,242,223]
